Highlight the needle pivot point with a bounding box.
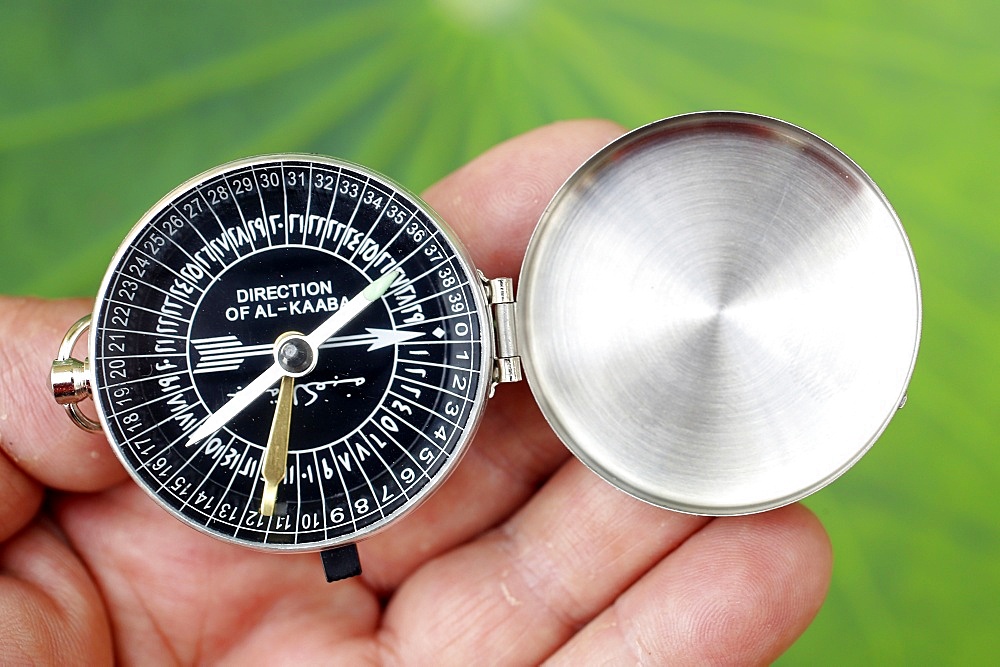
[73,154,492,561]
[274,332,315,377]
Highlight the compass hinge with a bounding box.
[484,276,522,395]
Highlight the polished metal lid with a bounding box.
[517,111,921,515]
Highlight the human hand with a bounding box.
[0,120,831,665]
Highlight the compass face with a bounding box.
[89,156,491,550]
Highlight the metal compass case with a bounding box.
[51,112,921,582]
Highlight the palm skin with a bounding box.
[0,120,831,665]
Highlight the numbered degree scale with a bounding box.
[51,112,921,581]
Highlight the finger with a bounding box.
[54,483,380,664]
[359,120,625,590]
[380,458,830,665]
[0,297,128,491]
[424,118,625,279]
[362,380,567,592]
[548,504,832,665]
[0,449,43,542]
[380,459,709,665]
[0,519,113,663]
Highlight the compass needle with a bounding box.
[52,154,501,560]
[260,375,294,517]
[192,328,424,373]
[186,364,283,445]
[304,269,400,349]
[52,120,919,578]
[188,270,401,446]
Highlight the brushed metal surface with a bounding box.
[518,112,921,515]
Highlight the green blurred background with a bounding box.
[1,0,997,662]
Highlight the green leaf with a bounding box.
[2,1,997,662]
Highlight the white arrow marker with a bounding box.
[322,327,424,352]
[191,328,424,374]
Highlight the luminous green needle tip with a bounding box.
[364,269,400,301]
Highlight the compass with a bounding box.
[51,154,504,579]
[51,112,921,582]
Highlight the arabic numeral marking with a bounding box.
[444,401,460,417]
[380,415,399,433]
[419,447,433,463]
[390,399,413,416]
[405,221,425,242]
[451,374,468,391]
[237,458,257,478]
[339,179,360,198]
[330,506,345,523]
[118,279,139,302]
[127,255,149,278]
[363,190,383,209]
[455,321,470,338]
[386,204,407,224]
[161,215,184,236]
[434,425,447,441]
[354,498,369,515]
[286,170,306,186]
[231,175,254,194]
[207,185,228,205]
[438,266,456,288]
[259,171,280,188]
[108,358,127,380]
[110,305,132,328]
[169,476,190,495]
[112,385,132,407]
[449,292,465,313]
[107,334,126,354]
[300,512,319,530]
[424,243,445,262]
[142,233,165,255]
[221,447,239,470]
[314,172,335,190]
[401,467,415,484]
[202,436,223,455]
[183,197,202,218]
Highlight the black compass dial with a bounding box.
[90,156,490,549]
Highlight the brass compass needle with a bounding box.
[50,133,920,574]
[260,374,294,517]
[186,269,400,446]
[303,269,399,350]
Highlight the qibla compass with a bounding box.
[50,113,921,582]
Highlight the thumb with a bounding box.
[0,296,127,492]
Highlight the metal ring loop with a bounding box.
[54,315,102,433]
[56,315,91,361]
[68,402,102,432]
